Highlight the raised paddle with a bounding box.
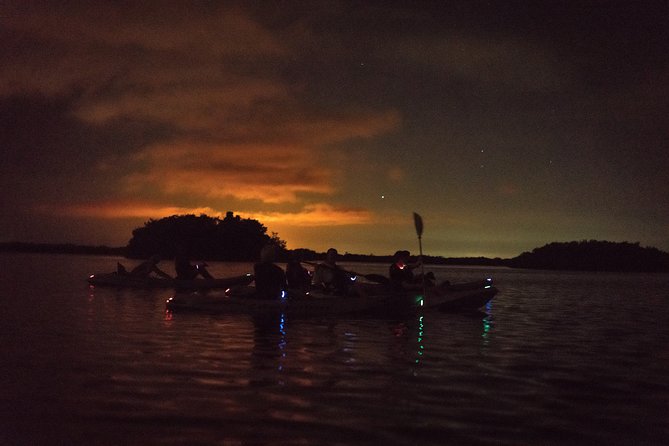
[413,212,427,297]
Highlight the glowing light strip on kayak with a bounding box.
[416,315,425,364]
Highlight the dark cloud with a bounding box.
[1,1,667,256]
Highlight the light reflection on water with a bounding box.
[1,253,668,445]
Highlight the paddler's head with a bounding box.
[325,248,338,264]
[260,244,277,263]
[393,250,410,267]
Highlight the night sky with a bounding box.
[1,1,667,258]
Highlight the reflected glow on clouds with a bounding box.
[2,2,668,257]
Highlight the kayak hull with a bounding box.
[88,272,254,290]
[166,280,498,316]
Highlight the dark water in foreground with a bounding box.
[1,253,667,446]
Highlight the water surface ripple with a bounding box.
[1,254,667,445]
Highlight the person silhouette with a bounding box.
[253,245,287,299]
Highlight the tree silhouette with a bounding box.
[126,212,286,261]
[508,240,669,272]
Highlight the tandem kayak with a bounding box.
[165,279,498,316]
[88,272,254,290]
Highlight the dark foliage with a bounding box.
[507,240,669,272]
[125,212,286,261]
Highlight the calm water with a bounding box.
[1,253,667,446]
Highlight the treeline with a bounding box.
[3,213,669,272]
[0,242,125,256]
[126,213,285,261]
[507,240,669,272]
[282,250,506,266]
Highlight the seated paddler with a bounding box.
[312,248,352,295]
[175,254,214,280]
[118,255,172,279]
[389,250,435,291]
[286,252,312,291]
[253,244,287,299]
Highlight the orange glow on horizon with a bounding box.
[246,203,373,226]
[40,201,375,227]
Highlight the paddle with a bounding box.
[413,212,427,297]
[302,261,389,285]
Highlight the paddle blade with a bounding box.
[413,212,424,237]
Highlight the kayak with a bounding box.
[434,278,497,312]
[165,279,498,316]
[88,272,254,290]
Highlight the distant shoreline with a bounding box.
[2,241,668,272]
[0,241,505,266]
[0,242,126,256]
